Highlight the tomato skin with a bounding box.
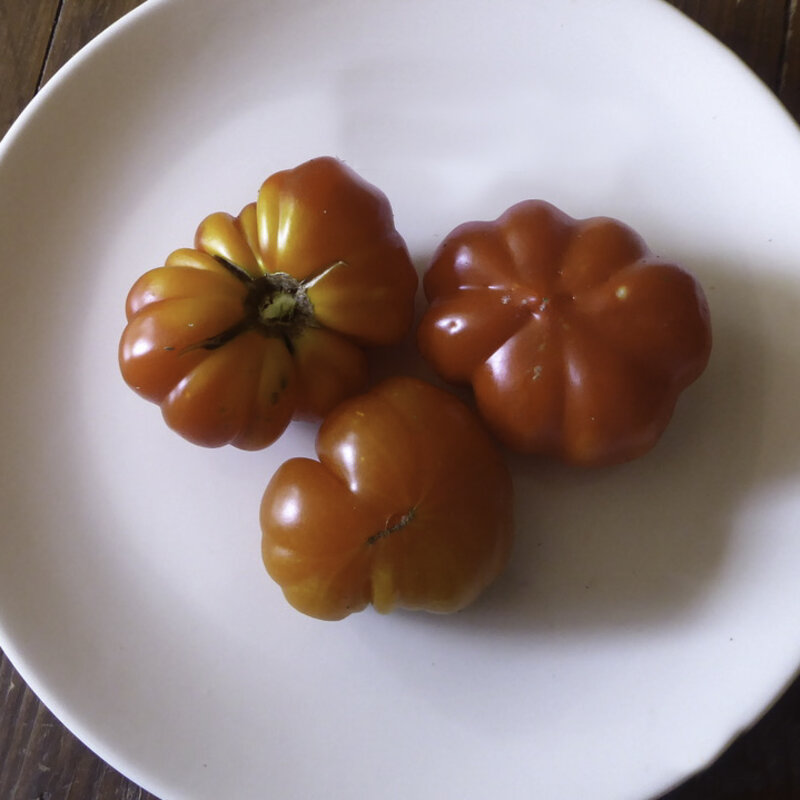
[119,157,418,449]
[260,377,514,621]
[417,200,712,466]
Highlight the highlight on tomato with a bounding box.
[260,377,514,621]
[417,200,712,467]
[119,157,418,449]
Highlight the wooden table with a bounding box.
[1,1,798,798]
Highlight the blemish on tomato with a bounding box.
[367,508,416,545]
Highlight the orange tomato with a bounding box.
[260,377,514,620]
[119,157,418,448]
[418,200,712,466]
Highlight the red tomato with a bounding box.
[119,157,418,449]
[417,200,712,466]
[260,377,514,620]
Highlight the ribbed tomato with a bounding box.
[417,200,712,466]
[260,377,514,620]
[119,157,418,449]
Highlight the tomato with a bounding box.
[260,377,514,620]
[417,200,712,466]
[119,157,418,449]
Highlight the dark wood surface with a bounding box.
[0,1,798,798]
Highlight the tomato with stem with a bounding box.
[120,157,418,449]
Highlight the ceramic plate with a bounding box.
[1,1,800,798]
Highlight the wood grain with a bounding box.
[0,1,799,799]
[781,0,800,118]
[0,650,152,800]
[40,0,145,87]
[0,0,60,134]
[668,0,789,91]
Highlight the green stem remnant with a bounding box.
[260,291,297,322]
[246,271,315,337]
[180,258,316,354]
[367,508,416,546]
[178,256,349,356]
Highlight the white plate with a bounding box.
[2,1,800,798]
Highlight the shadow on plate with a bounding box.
[370,259,800,636]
